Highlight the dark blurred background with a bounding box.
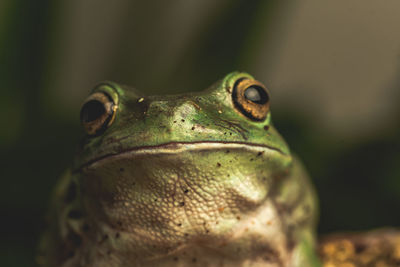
[1,1,399,266]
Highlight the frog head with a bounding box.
[68,72,309,264]
[75,71,290,165]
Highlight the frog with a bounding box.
[37,71,319,266]
[37,72,400,267]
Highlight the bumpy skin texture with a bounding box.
[38,72,319,266]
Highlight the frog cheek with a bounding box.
[80,91,118,136]
[232,78,270,121]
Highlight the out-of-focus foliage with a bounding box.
[1,1,399,266]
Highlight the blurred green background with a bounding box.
[1,1,399,266]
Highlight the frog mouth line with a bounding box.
[74,141,288,172]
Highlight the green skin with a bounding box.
[38,72,319,267]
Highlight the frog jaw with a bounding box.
[75,140,288,172]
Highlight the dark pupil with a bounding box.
[244,86,268,104]
[80,100,106,122]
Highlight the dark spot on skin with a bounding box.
[191,126,195,130]
[236,216,241,220]
[177,223,182,227]
[154,198,158,202]
[181,119,185,122]
[184,233,189,237]
[224,132,227,135]
[173,120,177,123]
[216,221,219,225]
[183,189,189,194]
[217,162,221,167]
[115,232,120,238]
[257,152,264,156]
[179,202,185,207]
[119,168,124,172]
[65,182,77,203]
[205,229,210,233]
[68,210,83,219]
[192,258,197,263]
[226,150,230,153]
[229,132,232,135]
[250,158,254,161]
[264,125,269,131]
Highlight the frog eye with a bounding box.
[80,91,117,135]
[232,78,270,121]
